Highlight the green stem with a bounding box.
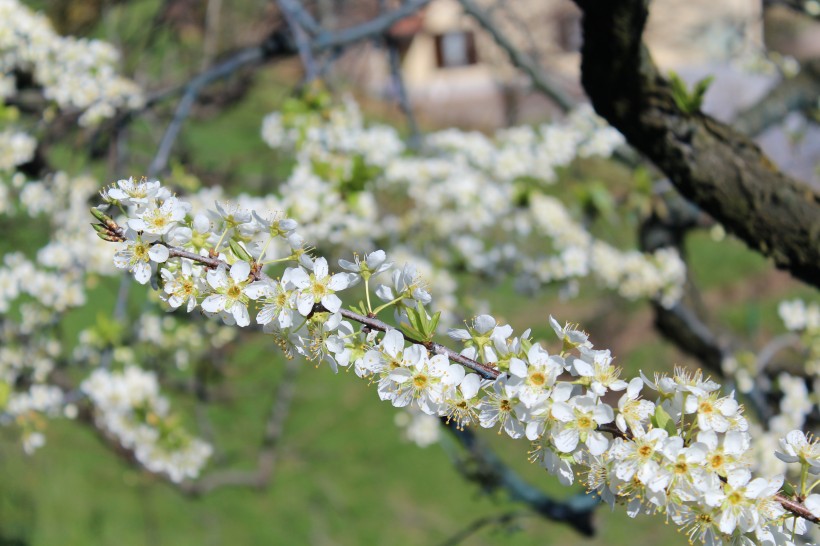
[372,295,405,316]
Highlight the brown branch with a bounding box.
[572,0,820,287]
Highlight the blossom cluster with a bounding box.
[0,0,144,125]
[260,95,686,309]
[94,178,819,545]
[82,366,213,483]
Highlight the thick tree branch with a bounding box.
[572,0,820,287]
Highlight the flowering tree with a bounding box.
[2,0,820,544]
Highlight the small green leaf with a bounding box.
[399,323,425,341]
[229,239,253,263]
[651,405,678,437]
[429,311,441,336]
[780,481,796,498]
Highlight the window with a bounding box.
[434,31,477,68]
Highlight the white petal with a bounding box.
[442,364,465,386]
[193,213,210,233]
[231,302,250,327]
[148,245,169,263]
[297,293,314,316]
[284,267,310,289]
[313,257,328,278]
[133,262,151,284]
[382,329,405,358]
[552,427,579,453]
[245,281,270,300]
[474,315,496,334]
[460,374,481,399]
[586,430,609,455]
[509,358,528,378]
[805,494,820,519]
[321,294,342,313]
[551,402,574,422]
[202,294,226,313]
[328,273,350,291]
[230,261,251,283]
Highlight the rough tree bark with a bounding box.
[572,0,820,288]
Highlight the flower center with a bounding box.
[529,371,546,386]
[577,415,593,430]
[698,400,714,414]
[413,374,428,389]
[181,279,194,295]
[227,284,242,299]
[674,461,688,474]
[500,399,512,412]
[709,454,724,470]
[727,491,743,505]
[638,445,653,458]
[311,277,329,299]
[133,243,149,261]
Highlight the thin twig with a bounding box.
[385,37,421,149]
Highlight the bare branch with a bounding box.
[277,0,319,81]
[734,59,820,136]
[148,46,267,177]
[181,356,300,496]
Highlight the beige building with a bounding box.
[341,0,767,128]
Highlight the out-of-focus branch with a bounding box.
[763,0,820,21]
[277,0,319,82]
[734,59,820,136]
[457,0,575,113]
[385,38,420,149]
[148,46,268,176]
[639,188,773,423]
[572,0,820,287]
[277,0,321,35]
[146,0,431,176]
[443,420,598,537]
[181,355,300,496]
[435,511,532,546]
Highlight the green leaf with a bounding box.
[651,405,678,437]
[398,323,425,341]
[429,311,441,336]
[229,239,253,263]
[780,481,796,498]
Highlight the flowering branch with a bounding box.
[90,179,820,544]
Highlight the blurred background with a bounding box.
[1,1,819,545]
